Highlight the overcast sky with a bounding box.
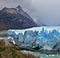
[0,0,60,26]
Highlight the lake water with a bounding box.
[40,54,60,58]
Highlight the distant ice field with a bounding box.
[8,26,60,34]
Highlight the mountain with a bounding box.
[0,5,44,30]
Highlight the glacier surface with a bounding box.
[8,27,60,50]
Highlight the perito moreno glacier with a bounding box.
[7,27,60,50]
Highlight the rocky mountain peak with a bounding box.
[0,5,39,30]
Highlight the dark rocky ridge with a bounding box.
[0,5,45,30]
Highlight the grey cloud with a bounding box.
[30,0,60,25]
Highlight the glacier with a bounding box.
[7,27,60,50]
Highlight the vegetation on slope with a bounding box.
[0,39,39,58]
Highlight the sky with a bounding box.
[0,0,60,26]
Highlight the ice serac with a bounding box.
[8,27,60,50]
[0,5,46,30]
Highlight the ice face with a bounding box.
[8,27,60,50]
[18,33,24,42]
